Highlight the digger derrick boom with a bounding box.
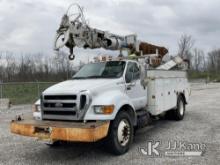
[54,4,169,63]
[138,42,168,58]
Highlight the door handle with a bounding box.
[127,86,131,90]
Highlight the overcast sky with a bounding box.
[0,0,220,63]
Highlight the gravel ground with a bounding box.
[0,83,220,165]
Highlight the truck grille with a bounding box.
[43,111,76,116]
[41,94,81,121]
[44,95,77,100]
[43,103,76,108]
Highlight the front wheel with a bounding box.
[45,140,62,147]
[105,111,134,155]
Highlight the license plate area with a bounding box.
[34,126,52,139]
[34,126,51,134]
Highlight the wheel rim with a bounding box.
[179,100,184,116]
[117,119,131,147]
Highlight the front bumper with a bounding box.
[10,115,110,142]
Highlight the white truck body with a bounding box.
[33,60,190,122]
[145,70,190,115]
[12,59,190,155]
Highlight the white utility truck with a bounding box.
[10,4,190,155]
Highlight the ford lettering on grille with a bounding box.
[55,102,63,108]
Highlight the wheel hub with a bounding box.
[117,119,131,146]
[179,101,184,116]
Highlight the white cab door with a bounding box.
[125,62,147,109]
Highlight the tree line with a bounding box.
[0,34,220,82]
[178,34,220,81]
[0,51,84,82]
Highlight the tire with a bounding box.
[45,140,61,147]
[173,96,185,121]
[105,110,134,155]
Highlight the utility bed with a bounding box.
[145,70,190,115]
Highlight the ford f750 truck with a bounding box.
[10,4,190,155]
[11,58,190,155]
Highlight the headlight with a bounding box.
[32,104,41,112]
[94,105,114,114]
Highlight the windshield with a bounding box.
[73,61,126,79]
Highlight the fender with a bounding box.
[83,90,136,121]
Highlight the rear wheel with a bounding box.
[173,96,185,120]
[105,110,134,155]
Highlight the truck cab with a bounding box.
[35,60,147,122]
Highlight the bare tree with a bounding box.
[207,49,220,73]
[192,48,205,71]
[178,34,194,60]
[5,52,16,81]
[0,52,3,81]
[0,51,79,82]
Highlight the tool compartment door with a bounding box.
[146,70,187,115]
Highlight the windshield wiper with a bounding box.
[86,76,102,78]
[72,76,101,79]
[102,75,118,78]
[72,77,88,79]
[73,75,118,79]
[87,75,118,78]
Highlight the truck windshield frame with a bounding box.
[73,61,126,79]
